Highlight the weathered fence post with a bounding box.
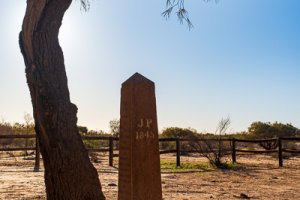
[278,137,283,167]
[176,138,181,167]
[109,136,114,167]
[232,138,236,164]
[34,136,40,172]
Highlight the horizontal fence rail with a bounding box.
[0,134,40,171]
[233,138,278,143]
[1,135,300,169]
[0,134,36,139]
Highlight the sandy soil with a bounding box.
[1,153,300,200]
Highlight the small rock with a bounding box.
[240,193,250,199]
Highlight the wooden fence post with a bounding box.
[34,136,40,172]
[278,137,283,167]
[109,136,114,167]
[232,138,236,164]
[176,138,180,167]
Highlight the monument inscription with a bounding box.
[136,118,155,140]
[118,73,162,200]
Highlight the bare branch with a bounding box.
[189,117,231,168]
[216,117,231,135]
[80,0,90,11]
[163,0,217,29]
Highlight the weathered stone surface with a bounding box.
[118,73,162,200]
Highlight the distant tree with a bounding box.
[24,113,34,127]
[230,131,249,140]
[78,126,88,135]
[0,122,13,146]
[109,119,120,137]
[272,122,299,137]
[11,123,24,134]
[248,121,273,138]
[248,121,299,150]
[23,113,34,156]
[160,127,197,138]
[160,127,198,154]
[248,121,298,138]
[82,129,110,150]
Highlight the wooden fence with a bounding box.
[0,134,40,171]
[1,135,300,170]
[231,137,300,167]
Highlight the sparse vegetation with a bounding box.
[189,117,232,169]
[160,127,198,154]
[0,119,112,150]
[0,118,35,149]
[160,160,211,171]
[80,128,111,149]
[248,121,300,150]
[109,119,120,137]
[1,117,300,167]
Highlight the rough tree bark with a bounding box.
[19,0,106,199]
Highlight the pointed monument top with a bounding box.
[122,72,154,86]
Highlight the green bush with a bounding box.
[160,127,198,154]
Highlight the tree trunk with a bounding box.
[19,0,106,199]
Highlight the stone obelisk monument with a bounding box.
[118,73,162,200]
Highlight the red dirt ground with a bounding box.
[1,153,300,199]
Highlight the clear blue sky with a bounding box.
[0,0,299,133]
